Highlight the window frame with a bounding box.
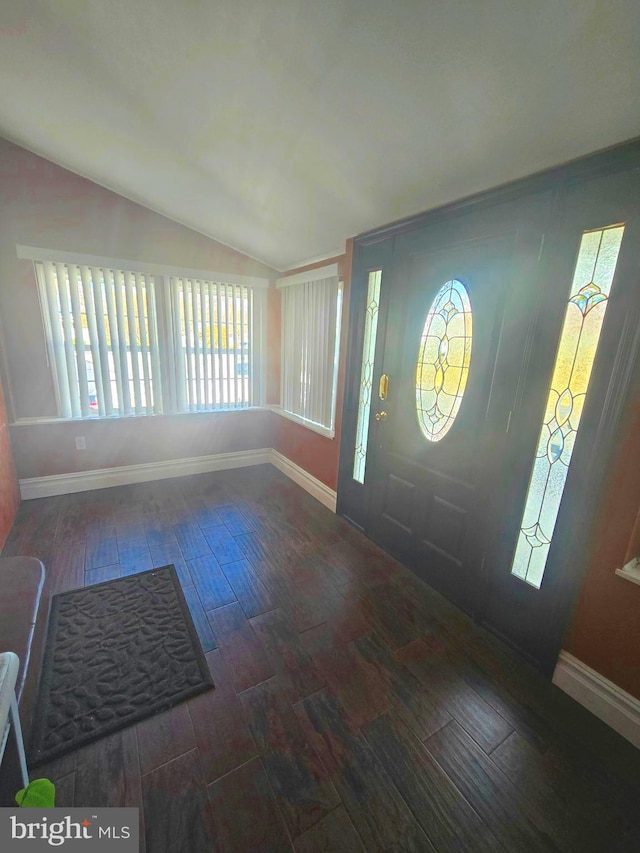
[275,263,342,439]
[19,245,269,421]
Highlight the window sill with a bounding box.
[11,407,269,426]
[615,557,640,587]
[269,406,335,439]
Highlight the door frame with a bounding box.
[337,137,640,674]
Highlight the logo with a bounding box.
[0,809,138,851]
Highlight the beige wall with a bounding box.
[11,410,273,480]
[0,139,277,477]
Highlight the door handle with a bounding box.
[375,411,388,422]
[379,374,389,401]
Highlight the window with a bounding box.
[353,269,382,484]
[170,276,253,412]
[416,278,473,442]
[35,260,162,417]
[277,264,342,436]
[26,249,267,419]
[511,224,625,589]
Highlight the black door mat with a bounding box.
[30,564,213,766]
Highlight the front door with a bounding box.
[366,198,546,619]
[338,147,640,672]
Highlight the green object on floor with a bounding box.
[15,778,56,808]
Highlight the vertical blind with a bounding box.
[35,261,161,418]
[170,277,253,410]
[34,259,261,419]
[281,275,340,429]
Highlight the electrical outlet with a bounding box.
[75,436,86,451]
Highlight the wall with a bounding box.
[271,244,353,491]
[566,391,640,701]
[0,139,277,479]
[11,410,273,480]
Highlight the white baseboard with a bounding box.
[18,447,338,513]
[19,449,272,499]
[553,650,640,750]
[270,450,337,512]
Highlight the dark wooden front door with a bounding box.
[338,142,640,673]
[366,200,545,620]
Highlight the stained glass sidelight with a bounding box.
[511,224,625,588]
[353,270,382,484]
[416,279,472,442]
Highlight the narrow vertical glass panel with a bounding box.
[353,270,382,484]
[416,279,472,442]
[511,224,625,589]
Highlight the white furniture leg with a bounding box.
[0,652,29,789]
[10,694,29,788]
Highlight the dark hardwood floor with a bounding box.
[3,464,640,852]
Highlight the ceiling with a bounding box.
[1,1,639,271]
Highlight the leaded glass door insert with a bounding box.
[416,279,472,441]
[353,270,382,483]
[511,224,625,588]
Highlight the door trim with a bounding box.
[354,137,640,247]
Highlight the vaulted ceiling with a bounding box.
[2,1,639,270]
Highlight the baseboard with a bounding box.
[19,449,272,499]
[269,450,337,512]
[553,650,640,750]
[18,448,339,514]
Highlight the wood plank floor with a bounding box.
[3,464,640,852]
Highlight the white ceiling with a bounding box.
[1,1,639,271]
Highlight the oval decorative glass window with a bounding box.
[416,279,472,441]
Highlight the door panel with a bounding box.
[367,199,547,618]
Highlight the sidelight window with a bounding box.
[353,270,382,483]
[511,224,625,588]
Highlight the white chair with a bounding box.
[0,652,29,789]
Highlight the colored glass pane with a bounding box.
[416,279,472,442]
[511,224,625,588]
[353,270,382,484]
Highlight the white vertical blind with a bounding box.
[169,277,253,411]
[40,261,72,418]
[35,262,161,418]
[79,264,105,415]
[32,252,264,420]
[54,261,80,417]
[146,276,163,413]
[280,275,340,429]
[89,267,113,416]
